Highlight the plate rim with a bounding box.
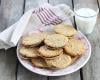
[16,31,91,76]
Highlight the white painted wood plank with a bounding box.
[25,0,48,11]
[73,0,100,80]
[0,0,24,80]
[82,15,100,80]
[49,0,72,9]
[0,0,24,31]
[17,0,48,80]
[17,64,47,80]
[49,71,80,80]
[48,0,80,80]
[0,48,17,80]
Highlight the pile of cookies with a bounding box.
[19,24,85,69]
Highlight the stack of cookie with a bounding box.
[19,24,85,69]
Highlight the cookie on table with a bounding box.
[44,34,68,48]
[31,57,48,68]
[38,45,63,58]
[45,54,72,69]
[22,33,44,47]
[54,24,77,37]
[64,38,85,57]
[19,47,39,58]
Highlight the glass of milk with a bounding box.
[74,4,99,34]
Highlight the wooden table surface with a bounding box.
[0,0,100,80]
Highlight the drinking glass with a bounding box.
[74,3,99,34]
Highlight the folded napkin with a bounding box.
[0,3,74,49]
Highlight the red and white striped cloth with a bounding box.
[0,3,74,49]
[33,7,63,25]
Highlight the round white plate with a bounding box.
[17,31,91,76]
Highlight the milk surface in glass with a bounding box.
[75,8,97,34]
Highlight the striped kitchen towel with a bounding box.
[0,3,74,49]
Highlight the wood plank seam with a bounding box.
[0,0,26,80]
[97,0,100,12]
[16,0,26,79]
[47,0,49,3]
[47,76,49,80]
[72,0,83,80]
[80,69,83,80]
[72,0,77,29]
[17,0,48,80]
[47,0,81,80]
[73,0,100,80]
[15,60,19,80]
[23,0,26,14]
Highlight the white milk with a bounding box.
[75,8,97,34]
